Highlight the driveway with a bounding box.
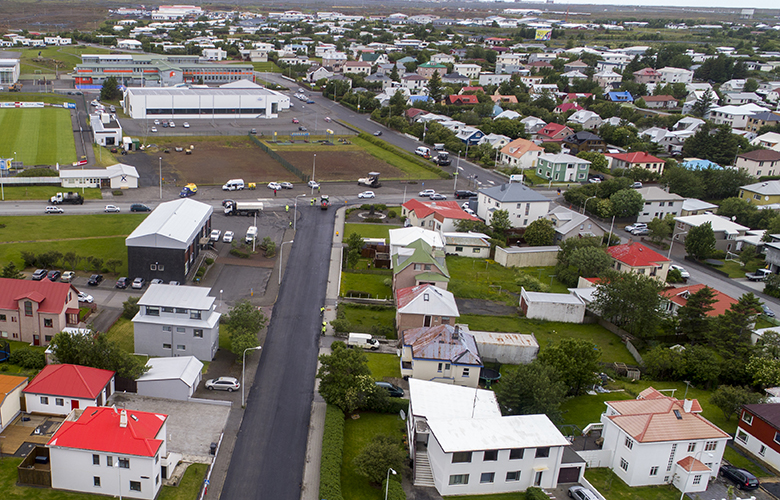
[695,475,775,500]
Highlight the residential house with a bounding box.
[752,132,780,151]
[446,94,479,106]
[0,278,80,346]
[564,60,590,73]
[658,67,694,84]
[608,152,667,176]
[306,66,333,83]
[24,364,115,416]
[388,227,444,261]
[563,131,607,154]
[536,153,591,183]
[535,123,573,143]
[722,79,746,92]
[442,73,470,85]
[135,356,203,401]
[442,232,491,258]
[545,205,605,242]
[561,70,587,83]
[673,213,749,253]
[392,240,450,292]
[477,183,551,228]
[607,241,672,282]
[321,51,347,71]
[746,111,780,134]
[681,198,719,216]
[479,134,511,149]
[417,62,447,80]
[499,138,544,169]
[343,61,371,75]
[594,68,622,90]
[490,95,518,105]
[132,284,221,361]
[400,324,482,387]
[401,74,428,92]
[633,67,662,84]
[641,95,678,109]
[660,284,737,317]
[395,284,459,334]
[739,180,780,206]
[607,91,634,103]
[736,403,780,473]
[431,53,455,65]
[359,52,389,66]
[520,116,547,135]
[567,110,603,130]
[708,103,765,129]
[635,186,684,223]
[48,406,169,500]
[401,199,479,233]
[723,92,762,105]
[736,150,780,178]
[0,374,28,431]
[478,73,511,86]
[520,288,586,323]
[454,63,482,79]
[468,328,539,365]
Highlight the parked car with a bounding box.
[183,122,190,128]
[268,182,282,190]
[324,116,331,122]
[430,193,447,200]
[77,292,94,303]
[631,182,643,189]
[298,126,307,131]
[150,278,164,285]
[169,281,180,285]
[151,126,158,133]
[132,277,146,289]
[47,270,61,282]
[455,190,477,199]
[306,99,314,104]
[568,485,599,500]
[720,465,759,490]
[87,274,103,286]
[588,177,602,184]
[631,227,650,236]
[154,120,160,125]
[169,121,175,128]
[250,128,257,135]
[625,223,647,233]
[669,264,690,279]
[280,182,294,189]
[358,191,375,199]
[45,206,64,214]
[292,118,299,124]
[763,305,776,318]
[130,204,151,212]
[104,205,120,213]
[115,277,129,289]
[308,180,320,189]
[373,131,382,136]
[60,271,75,283]
[375,381,404,398]
[31,269,48,280]
[223,231,234,243]
[210,229,222,242]
[418,189,436,197]
[206,376,240,392]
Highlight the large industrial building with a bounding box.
[74,53,254,87]
[122,80,291,119]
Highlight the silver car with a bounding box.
[206,377,240,392]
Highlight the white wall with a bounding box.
[522,299,585,324]
[477,194,550,228]
[736,428,780,473]
[0,380,26,430]
[445,244,489,258]
[137,377,198,401]
[637,199,682,224]
[411,359,479,388]
[25,393,98,416]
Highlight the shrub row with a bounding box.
[357,133,449,179]
[319,405,345,500]
[10,347,46,370]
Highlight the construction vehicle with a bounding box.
[357,171,381,188]
[320,195,330,210]
[433,151,451,166]
[9,83,23,92]
[49,192,84,205]
[224,200,264,216]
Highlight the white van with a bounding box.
[434,143,445,151]
[415,146,431,158]
[245,226,258,244]
[348,333,380,350]
[222,179,245,191]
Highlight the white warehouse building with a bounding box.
[123,81,291,120]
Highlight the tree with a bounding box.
[1,262,23,279]
[490,209,512,239]
[389,64,400,82]
[50,331,148,379]
[426,70,443,103]
[609,189,644,218]
[685,222,716,260]
[539,338,601,396]
[524,219,555,246]
[353,435,407,485]
[223,300,267,357]
[647,216,671,246]
[710,385,763,421]
[691,88,714,117]
[317,341,385,413]
[576,151,608,172]
[714,293,762,349]
[677,286,716,343]
[100,76,120,101]
[748,355,780,388]
[591,270,665,338]
[494,361,568,421]
[554,237,610,287]
[122,296,140,319]
[744,78,759,92]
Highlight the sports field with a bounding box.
[0,107,76,165]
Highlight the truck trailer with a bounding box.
[50,192,84,205]
[224,200,264,216]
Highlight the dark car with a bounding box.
[115,277,129,289]
[87,274,104,286]
[375,381,404,398]
[455,190,477,199]
[130,204,151,212]
[47,270,61,282]
[720,465,759,490]
[31,269,48,281]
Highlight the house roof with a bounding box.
[537,123,572,139]
[677,456,711,472]
[635,186,683,202]
[608,151,665,164]
[396,284,459,317]
[607,241,671,267]
[522,289,585,305]
[500,138,544,158]
[24,364,114,399]
[660,284,738,317]
[606,400,727,443]
[446,94,479,105]
[402,199,478,222]
[427,414,570,453]
[674,213,749,235]
[0,278,77,314]
[389,227,444,250]
[739,149,780,162]
[642,95,677,102]
[0,374,28,408]
[137,284,215,310]
[634,67,661,76]
[556,102,584,113]
[547,205,602,237]
[479,182,549,204]
[403,324,481,365]
[742,403,780,430]
[136,356,203,387]
[408,378,501,420]
[461,86,485,93]
[565,131,604,144]
[442,232,490,247]
[741,180,780,196]
[540,152,591,165]
[393,239,449,276]
[125,198,213,250]
[750,111,780,122]
[48,406,166,457]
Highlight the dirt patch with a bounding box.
[277,150,404,181]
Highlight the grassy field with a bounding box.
[460,314,636,365]
[339,304,395,338]
[251,61,282,73]
[0,107,77,165]
[344,223,401,240]
[342,412,407,500]
[585,468,680,500]
[340,272,393,300]
[102,317,134,352]
[158,463,208,500]
[366,352,401,380]
[0,93,75,105]
[351,137,446,180]
[708,259,763,279]
[559,391,634,430]
[18,45,112,74]
[0,186,101,201]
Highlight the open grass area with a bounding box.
[0,186,101,201]
[352,137,447,180]
[340,272,393,300]
[344,223,401,240]
[723,446,769,478]
[18,45,113,74]
[0,341,45,377]
[158,463,208,500]
[102,317,134,352]
[707,258,764,279]
[559,391,634,430]
[366,352,401,380]
[585,467,680,500]
[339,304,396,338]
[460,314,636,365]
[0,93,76,105]
[342,412,407,500]
[251,61,282,73]
[0,107,77,165]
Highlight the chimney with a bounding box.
[683,399,693,413]
[453,325,459,340]
[120,409,128,428]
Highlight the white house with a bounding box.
[673,213,749,253]
[708,103,765,129]
[135,356,203,401]
[499,138,544,169]
[400,324,482,387]
[396,284,459,334]
[201,48,227,61]
[658,67,694,84]
[477,183,551,228]
[388,227,444,261]
[117,39,143,50]
[520,116,547,134]
[752,132,780,151]
[442,232,490,258]
[546,206,605,243]
[567,110,603,130]
[48,406,169,499]
[454,63,482,79]
[0,374,28,431]
[635,186,684,224]
[519,288,586,323]
[23,364,115,416]
[478,73,511,86]
[469,329,539,365]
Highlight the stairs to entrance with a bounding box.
[414,451,435,487]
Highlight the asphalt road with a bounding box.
[220,207,334,499]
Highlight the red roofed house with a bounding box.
[633,67,663,85]
[660,284,738,317]
[499,137,544,169]
[24,364,115,416]
[400,324,482,387]
[459,86,484,94]
[607,151,667,176]
[48,406,169,499]
[446,94,479,105]
[534,123,574,142]
[402,199,478,232]
[554,102,584,114]
[641,95,678,109]
[607,241,671,282]
[575,387,729,492]
[396,284,459,334]
[736,403,780,473]
[0,278,80,346]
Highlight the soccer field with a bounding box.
[0,107,76,165]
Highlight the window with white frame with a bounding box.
[687,443,696,453]
[118,458,129,469]
[737,430,748,443]
[40,396,48,405]
[506,471,521,481]
[625,437,634,450]
[481,472,495,483]
[449,474,469,485]
[93,454,100,465]
[774,432,780,445]
[620,458,629,471]
[693,475,702,485]
[94,476,101,487]
[650,466,658,476]
[742,412,753,425]
[760,445,767,457]
[704,441,717,452]
[55,398,64,406]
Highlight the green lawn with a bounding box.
[559,391,634,430]
[342,412,407,500]
[723,446,769,478]
[18,45,113,74]
[0,186,101,201]
[251,61,282,73]
[585,468,680,500]
[340,272,393,300]
[352,137,447,180]
[0,107,76,165]
[0,93,75,105]
[102,317,134,353]
[708,259,764,279]
[444,494,525,500]
[339,304,396,338]
[158,463,208,500]
[366,352,401,380]
[460,314,636,365]
[344,223,401,240]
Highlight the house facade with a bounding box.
[392,239,450,292]
[395,284,459,334]
[400,324,482,387]
[607,242,671,282]
[739,180,780,205]
[736,150,780,178]
[673,214,749,253]
[0,278,80,346]
[536,153,591,182]
[635,186,683,224]
[736,404,780,473]
[24,364,115,416]
[477,183,551,228]
[442,232,491,258]
[545,205,605,243]
[499,138,544,169]
[401,200,479,233]
[562,131,606,154]
[0,374,28,431]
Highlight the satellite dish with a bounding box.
[399,409,406,421]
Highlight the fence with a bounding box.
[248,134,309,182]
[597,318,644,365]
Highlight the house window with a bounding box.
[130,481,141,492]
[760,445,767,457]
[449,474,469,485]
[620,458,629,471]
[414,264,422,271]
[774,432,780,445]
[452,452,472,463]
[163,343,172,349]
[150,264,157,271]
[93,454,100,465]
[176,327,186,333]
[510,448,524,460]
[119,458,129,469]
[438,363,444,372]
[56,398,64,406]
[43,318,53,328]
[162,307,174,313]
[177,345,186,351]
[704,441,717,452]
[650,466,659,476]
[94,476,101,487]
[472,248,480,253]
[441,317,450,325]
[190,310,201,320]
[194,329,203,338]
[625,437,633,450]
[480,472,495,484]
[146,307,160,316]
[462,368,470,377]
[693,475,702,485]
[175,308,187,314]
[484,450,498,461]
[45,335,52,342]
[687,443,696,453]
[163,326,171,332]
[523,219,528,226]
[107,456,113,467]
[40,396,49,405]
[455,246,464,252]
[737,430,748,443]
[24,301,33,316]
[156,475,160,485]
[535,447,549,458]
[0,314,5,321]
[742,412,753,425]
[506,471,521,481]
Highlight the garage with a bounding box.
[558,466,582,484]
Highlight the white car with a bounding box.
[183,122,190,128]
[45,206,64,214]
[169,121,175,128]
[625,223,647,233]
[418,189,436,197]
[268,182,282,190]
[464,208,476,216]
[206,376,240,392]
[223,231,234,243]
[324,116,331,122]
[154,119,160,125]
[151,126,158,132]
[308,180,320,189]
[670,264,690,279]
[77,292,94,303]
[104,205,120,213]
[358,191,375,199]
[210,229,222,242]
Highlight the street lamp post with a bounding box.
[159,157,162,199]
[114,461,123,500]
[294,194,307,231]
[242,345,262,407]
[667,231,688,260]
[310,154,316,194]
[582,195,597,215]
[279,240,294,285]
[384,468,397,500]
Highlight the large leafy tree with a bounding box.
[576,151,608,172]
[609,189,644,218]
[539,338,601,396]
[223,300,267,358]
[592,270,665,338]
[524,218,556,246]
[709,385,763,421]
[684,222,716,261]
[316,341,385,413]
[494,361,568,421]
[554,236,611,287]
[490,209,512,239]
[353,435,407,484]
[50,331,148,379]
[100,76,120,101]
[647,215,673,246]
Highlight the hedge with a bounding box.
[526,487,548,500]
[319,405,345,500]
[357,133,449,179]
[382,478,406,500]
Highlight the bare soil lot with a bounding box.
[277,149,403,181]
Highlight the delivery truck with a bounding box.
[348,333,380,350]
[224,200,264,216]
[50,192,84,205]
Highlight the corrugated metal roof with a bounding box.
[137,284,215,310]
[136,356,203,386]
[427,414,570,453]
[126,198,212,250]
[409,378,501,420]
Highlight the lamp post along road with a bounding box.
[242,346,262,407]
[159,157,162,199]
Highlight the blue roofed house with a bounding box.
[680,158,722,170]
[607,91,634,103]
[456,127,485,145]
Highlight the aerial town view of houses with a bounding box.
[6,1,780,499]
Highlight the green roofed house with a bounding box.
[417,62,447,80]
[392,239,450,293]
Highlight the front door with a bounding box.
[534,471,543,487]
[33,335,40,346]
[423,315,432,327]
[71,400,80,410]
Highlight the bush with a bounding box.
[112,190,123,196]
[331,318,352,333]
[9,347,46,370]
[515,272,550,293]
[196,267,206,277]
[375,204,387,211]
[122,296,140,319]
[230,248,250,258]
[666,268,684,283]
[383,479,405,500]
[205,258,215,265]
[526,487,548,500]
[363,218,383,223]
[388,210,397,218]
[319,405,345,500]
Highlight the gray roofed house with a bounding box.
[546,205,605,242]
[477,182,551,228]
[136,356,203,400]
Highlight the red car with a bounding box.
[292,117,299,124]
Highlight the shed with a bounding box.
[495,245,560,268]
[0,374,29,432]
[519,288,586,323]
[136,356,203,401]
[467,328,539,364]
